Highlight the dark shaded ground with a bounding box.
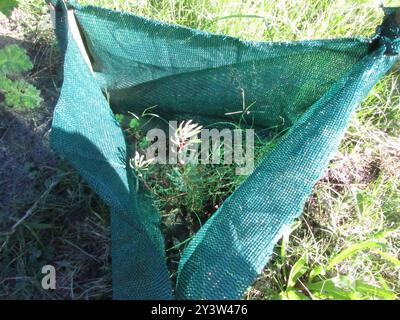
[0,12,112,299]
[0,34,59,229]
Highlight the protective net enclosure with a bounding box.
[49,0,400,299]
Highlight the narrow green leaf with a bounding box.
[372,250,400,267]
[354,280,396,300]
[308,265,325,282]
[286,289,310,300]
[327,241,384,271]
[287,255,308,288]
[308,276,396,300]
[276,292,287,300]
[376,275,391,291]
[308,277,357,300]
[371,228,399,240]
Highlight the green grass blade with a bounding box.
[286,289,310,300]
[354,280,397,300]
[287,255,308,288]
[307,277,356,300]
[308,265,325,282]
[372,250,400,267]
[371,228,400,239]
[327,241,385,271]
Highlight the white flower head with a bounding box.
[129,151,154,176]
[170,120,203,154]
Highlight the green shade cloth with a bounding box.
[49,0,400,299]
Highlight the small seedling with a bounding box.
[115,113,125,124]
[129,118,140,130]
[0,44,42,110]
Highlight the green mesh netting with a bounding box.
[49,0,400,299]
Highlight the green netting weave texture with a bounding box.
[50,0,400,299]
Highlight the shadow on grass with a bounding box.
[0,35,59,222]
[0,35,112,300]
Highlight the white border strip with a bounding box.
[49,3,93,73]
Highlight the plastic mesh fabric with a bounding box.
[49,0,400,299]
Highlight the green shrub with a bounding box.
[0,44,42,110]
